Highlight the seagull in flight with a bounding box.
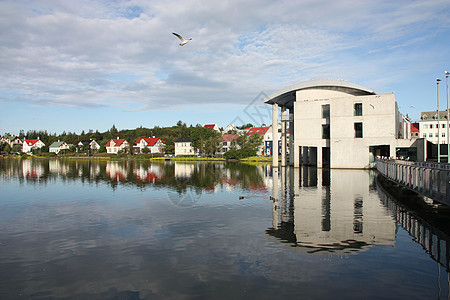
[172,32,192,46]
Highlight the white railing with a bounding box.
[376,158,450,206]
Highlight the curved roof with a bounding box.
[264,80,376,108]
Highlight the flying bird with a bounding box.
[172,32,192,46]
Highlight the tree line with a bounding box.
[1,121,262,156]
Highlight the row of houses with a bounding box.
[0,136,166,155]
[1,124,282,156]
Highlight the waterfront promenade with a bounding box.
[376,158,450,206]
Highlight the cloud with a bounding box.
[0,0,449,116]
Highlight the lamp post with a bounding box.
[437,78,442,162]
[446,71,450,162]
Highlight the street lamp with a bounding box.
[446,71,450,162]
[437,78,442,162]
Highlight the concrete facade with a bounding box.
[265,80,416,169]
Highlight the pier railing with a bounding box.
[376,158,450,206]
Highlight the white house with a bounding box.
[105,138,130,154]
[419,110,450,144]
[133,137,165,154]
[217,133,240,155]
[204,124,220,132]
[265,79,416,168]
[22,139,46,153]
[49,141,70,154]
[78,139,100,152]
[1,135,23,148]
[246,126,273,156]
[175,137,195,156]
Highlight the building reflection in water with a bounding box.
[105,161,128,182]
[134,162,163,183]
[377,178,450,272]
[267,167,396,255]
[22,159,45,179]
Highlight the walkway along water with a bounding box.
[376,158,450,206]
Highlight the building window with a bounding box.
[429,133,433,137]
[430,124,433,129]
[435,133,439,137]
[354,122,363,138]
[322,124,330,139]
[354,103,363,116]
[443,133,446,137]
[322,104,330,119]
[424,124,428,129]
[443,124,446,128]
[423,134,427,138]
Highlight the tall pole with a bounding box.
[446,71,450,163]
[437,78,442,162]
[272,103,279,168]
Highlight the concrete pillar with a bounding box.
[281,107,287,167]
[289,110,294,166]
[272,104,279,167]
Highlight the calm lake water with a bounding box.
[1,159,450,299]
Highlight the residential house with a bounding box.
[419,110,449,144]
[223,124,238,133]
[49,141,70,154]
[1,135,23,148]
[134,137,165,154]
[105,138,130,154]
[411,122,420,139]
[217,133,240,155]
[247,126,275,156]
[78,139,100,152]
[204,124,220,132]
[175,137,195,156]
[22,138,46,153]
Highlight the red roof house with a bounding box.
[105,138,129,154]
[134,137,165,154]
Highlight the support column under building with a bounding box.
[281,106,287,167]
[272,104,279,167]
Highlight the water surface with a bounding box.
[0,159,449,299]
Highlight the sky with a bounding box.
[1,0,450,136]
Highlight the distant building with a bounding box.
[78,139,100,152]
[204,124,220,132]
[217,133,240,155]
[1,135,22,148]
[175,137,195,156]
[411,122,420,139]
[105,138,130,154]
[133,137,165,154]
[419,110,450,144]
[49,141,70,154]
[22,139,45,153]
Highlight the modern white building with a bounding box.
[265,80,417,168]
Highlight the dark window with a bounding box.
[354,103,363,116]
[354,122,363,138]
[322,104,330,119]
[322,124,330,139]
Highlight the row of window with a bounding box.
[423,133,447,138]
[422,124,447,129]
[322,103,363,119]
[322,122,363,139]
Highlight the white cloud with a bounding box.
[0,0,449,118]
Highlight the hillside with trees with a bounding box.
[1,121,262,156]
